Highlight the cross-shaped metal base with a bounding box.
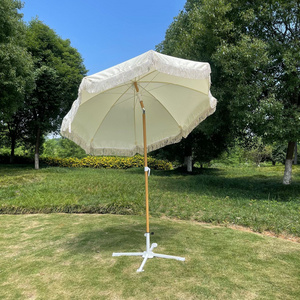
[112,233,185,272]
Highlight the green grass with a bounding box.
[0,164,300,237]
[0,214,299,299]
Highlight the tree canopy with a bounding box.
[25,20,87,169]
[0,3,87,168]
[0,0,34,117]
[157,0,299,182]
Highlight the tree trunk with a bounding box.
[184,156,193,172]
[35,128,41,170]
[184,142,193,172]
[283,141,296,185]
[294,143,297,165]
[10,136,16,164]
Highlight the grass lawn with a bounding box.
[0,214,299,299]
[0,164,299,237]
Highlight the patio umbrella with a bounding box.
[61,50,217,272]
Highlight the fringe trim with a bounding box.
[61,103,216,157]
[79,50,211,96]
[61,50,214,140]
[60,50,217,157]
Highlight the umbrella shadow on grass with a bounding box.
[149,168,300,203]
[152,167,225,177]
[64,221,184,256]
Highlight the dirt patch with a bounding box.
[225,224,300,243]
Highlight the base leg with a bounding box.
[153,253,185,261]
[112,252,143,257]
[137,253,149,272]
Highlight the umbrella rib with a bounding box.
[80,75,208,107]
[137,70,160,90]
[138,85,182,130]
[90,84,133,144]
[78,82,132,109]
[139,80,209,96]
[78,75,210,146]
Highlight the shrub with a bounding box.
[42,155,173,170]
[0,154,34,164]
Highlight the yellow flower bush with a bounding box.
[43,155,172,170]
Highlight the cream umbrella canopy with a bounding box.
[61,50,217,272]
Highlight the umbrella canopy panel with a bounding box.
[61,50,217,156]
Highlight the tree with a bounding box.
[3,109,30,163]
[213,0,299,184]
[156,0,234,170]
[0,0,34,162]
[0,0,34,114]
[26,66,63,168]
[23,20,87,169]
[152,123,229,170]
[42,137,86,159]
[158,0,300,183]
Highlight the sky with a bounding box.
[20,0,186,75]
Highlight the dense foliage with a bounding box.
[157,0,300,182]
[0,0,34,161]
[25,20,87,169]
[0,0,34,116]
[0,1,87,168]
[42,138,87,159]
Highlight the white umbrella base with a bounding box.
[112,232,185,272]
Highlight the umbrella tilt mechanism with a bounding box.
[112,82,185,272]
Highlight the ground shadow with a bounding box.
[148,167,300,203]
[64,221,184,255]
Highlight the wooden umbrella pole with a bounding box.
[142,110,150,234]
[134,82,150,234]
[112,82,185,273]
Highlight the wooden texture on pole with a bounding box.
[134,82,150,233]
[134,81,139,93]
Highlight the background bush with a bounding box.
[42,138,87,159]
[0,154,34,164]
[43,155,173,170]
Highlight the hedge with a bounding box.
[0,154,34,164]
[43,155,173,170]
